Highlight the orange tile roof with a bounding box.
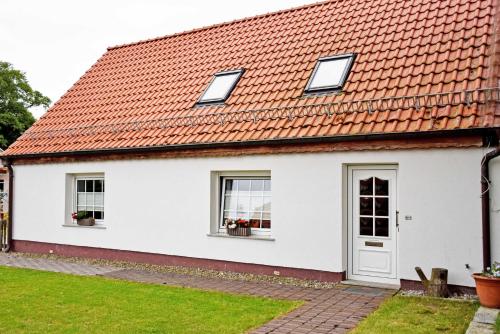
[4,0,500,156]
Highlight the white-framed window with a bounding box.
[74,176,105,222]
[305,53,356,93]
[219,177,271,235]
[197,69,244,104]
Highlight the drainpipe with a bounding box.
[1,161,13,252]
[481,146,500,270]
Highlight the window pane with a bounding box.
[94,211,103,220]
[77,193,86,206]
[94,193,104,207]
[95,180,103,192]
[262,212,271,228]
[238,180,251,192]
[360,217,373,236]
[250,197,263,212]
[236,196,250,212]
[360,197,373,215]
[249,218,260,228]
[375,178,388,196]
[360,178,373,195]
[85,180,94,192]
[309,57,350,89]
[77,180,85,192]
[375,218,389,237]
[264,180,271,191]
[251,180,264,192]
[224,195,237,210]
[200,72,240,102]
[225,179,236,194]
[237,211,249,220]
[86,194,94,207]
[263,197,271,211]
[375,197,388,216]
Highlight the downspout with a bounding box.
[481,146,500,270]
[1,161,13,252]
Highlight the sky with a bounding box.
[0,0,318,118]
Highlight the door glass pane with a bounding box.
[375,218,389,237]
[360,197,373,215]
[375,197,388,216]
[360,177,373,195]
[360,217,373,236]
[375,178,389,196]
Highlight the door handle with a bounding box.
[396,210,400,232]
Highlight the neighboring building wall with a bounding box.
[12,147,490,286]
[0,172,9,213]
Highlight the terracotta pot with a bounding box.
[472,274,500,308]
[77,218,96,226]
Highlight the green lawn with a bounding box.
[351,295,478,334]
[0,266,299,334]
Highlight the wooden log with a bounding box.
[414,267,449,297]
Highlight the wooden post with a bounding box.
[415,267,449,297]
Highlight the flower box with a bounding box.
[77,218,95,226]
[227,226,251,237]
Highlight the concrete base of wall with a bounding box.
[12,239,346,282]
[400,279,477,295]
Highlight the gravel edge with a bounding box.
[12,252,341,289]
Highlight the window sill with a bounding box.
[62,224,107,230]
[207,233,275,241]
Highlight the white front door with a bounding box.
[349,167,398,284]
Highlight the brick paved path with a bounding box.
[0,253,396,333]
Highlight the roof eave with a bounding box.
[2,128,498,162]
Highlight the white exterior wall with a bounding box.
[490,157,500,264]
[12,147,495,286]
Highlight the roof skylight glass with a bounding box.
[198,69,244,104]
[305,54,355,93]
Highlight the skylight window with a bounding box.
[305,54,356,93]
[198,69,244,104]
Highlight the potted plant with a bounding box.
[71,211,95,226]
[472,261,500,308]
[225,218,251,236]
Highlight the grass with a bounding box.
[0,266,300,334]
[350,295,478,334]
[496,314,499,334]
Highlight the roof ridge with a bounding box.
[107,0,332,51]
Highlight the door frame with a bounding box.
[347,165,400,285]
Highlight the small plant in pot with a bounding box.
[71,211,95,226]
[225,218,251,236]
[472,261,500,308]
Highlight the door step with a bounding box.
[341,279,400,290]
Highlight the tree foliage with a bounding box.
[0,61,50,149]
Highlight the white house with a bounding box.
[2,0,499,291]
